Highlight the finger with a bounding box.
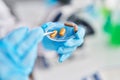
[41,22,55,30]
[21,45,37,70]
[64,38,84,47]
[0,42,19,63]
[64,27,85,47]
[58,53,72,63]
[3,27,29,45]
[57,46,76,54]
[75,27,86,39]
[41,22,64,31]
[17,27,44,56]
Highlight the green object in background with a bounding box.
[101,7,112,33]
[101,7,120,46]
[103,13,112,33]
[109,10,120,46]
[101,7,111,17]
[110,23,120,45]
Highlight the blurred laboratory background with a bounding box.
[0,0,120,80]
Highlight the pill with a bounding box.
[50,30,58,38]
[64,22,78,33]
[64,22,75,27]
[59,28,66,36]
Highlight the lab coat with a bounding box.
[0,0,16,38]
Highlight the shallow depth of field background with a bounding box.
[0,0,120,80]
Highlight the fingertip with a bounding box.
[30,27,44,40]
[58,55,65,63]
[58,53,71,63]
[41,22,54,30]
[58,59,63,63]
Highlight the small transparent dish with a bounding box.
[45,25,76,42]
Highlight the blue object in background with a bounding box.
[93,73,101,80]
[45,0,58,6]
[0,27,44,80]
[85,4,99,19]
[41,22,85,62]
[81,72,102,80]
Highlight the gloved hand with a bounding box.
[0,27,44,80]
[41,22,85,62]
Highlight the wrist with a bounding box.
[6,73,28,80]
[0,68,29,80]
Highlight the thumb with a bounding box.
[16,27,44,57]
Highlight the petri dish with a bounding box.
[45,24,76,42]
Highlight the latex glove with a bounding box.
[41,22,85,62]
[0,27,44,80]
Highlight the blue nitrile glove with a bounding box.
[41,22,85,62]
[0,27,44,80]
